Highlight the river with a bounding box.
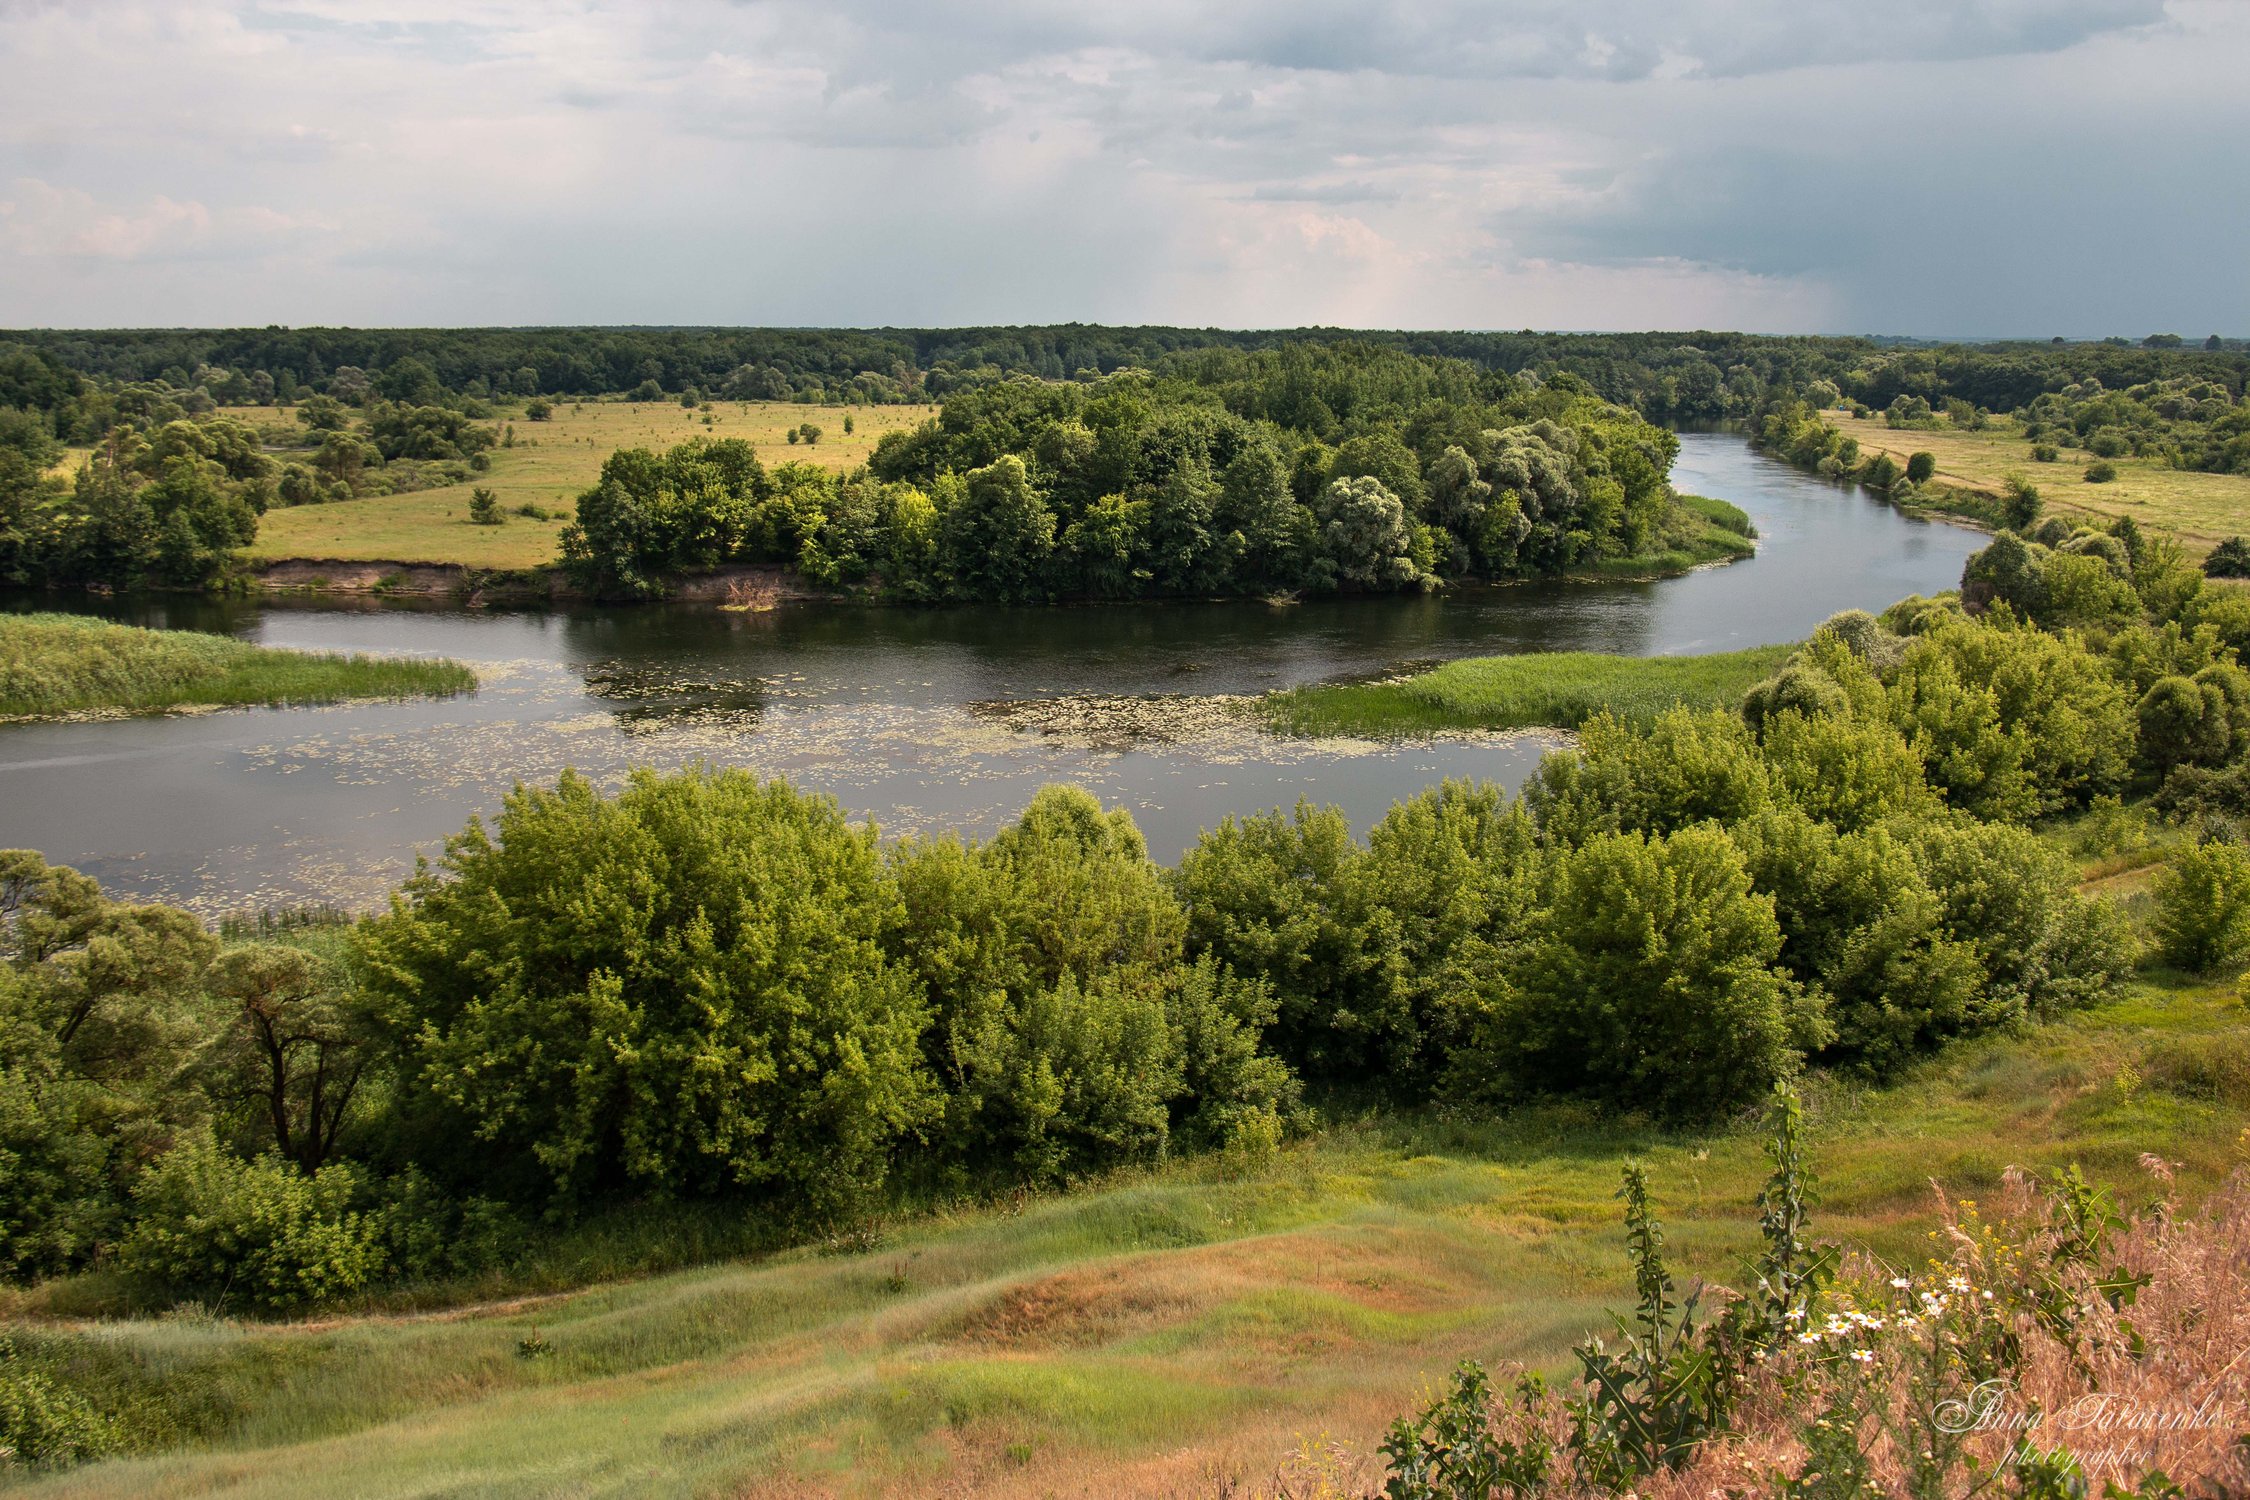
[0,434,1985,914]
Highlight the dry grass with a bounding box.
[1829,412,2250,554]
[8,975,2247,1499]
[242,401,935,569]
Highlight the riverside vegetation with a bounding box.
[0,613,474,719]
[9,499,2250,1488]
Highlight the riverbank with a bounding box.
[1771,408,2250,552]
[0,614,477,720]
[233,493,1756,604]
[1262,642,1791,737]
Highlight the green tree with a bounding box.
[1529,708,1771,844]
[467,486,502,526]
[1171,801,1395,1079]
[355,769,936,1212]
[1312,475,1424,591]
[939,456,1054,603]
[1462,825,1806,1122]
[197,945,371,1174]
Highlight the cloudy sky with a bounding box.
[1,0,2242,335]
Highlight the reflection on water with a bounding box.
[0,436,1984,915]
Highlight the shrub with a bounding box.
[2031,443,2059,462]
[2000,473,2043,530]
[0,1340,116,1469]
[2084,460,2118,483]
[1461,825,1809,1122]
[1758,708,1929,833]
[2152,837,2250,973]
[523,399,552,421]
[467,487,502,525]
[118,1136,386,1311]
[1889,617,2135,815]
[942,967,1178,1184]
[1905,451,1936,484]
[2085,429,2131,459]
[2203,537,2250,578]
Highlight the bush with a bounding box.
[1460,825,1809,1122]
[0,1340,116,1469]
[118,1136,387,1311]
[2000,474,2043,531]
[1906,451,1936,484]
[2084,460,2118,484]
[524,399,552,420]
[2031,443,2059,462]
[2152,838,2250,973]
[467,486,502,525]
[2203,537,2250,578]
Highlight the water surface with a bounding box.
[0,435,1983,913]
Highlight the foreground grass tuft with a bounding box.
[1264,643,1791,738]
[0,613,477,719]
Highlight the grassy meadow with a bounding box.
[1828,411,2250,552]
[1263,643,1792,738]
[242,401,935,570]
[0,613,476,719]
[7,971,2243,1499]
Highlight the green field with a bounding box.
[1830,411,2250,553]
[243,401,935,570]
[0,613,476,719]
[8,973,2241,1499]
[1263,643,1792,738]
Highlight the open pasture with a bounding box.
[241,400,935,569]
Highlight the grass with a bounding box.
[5,975,2244,1498]
[1564,496,1756,582]
[0,613,477,720]
[1263,643,1792,738]
[242,400,936,570]
[1828,411,2250,553]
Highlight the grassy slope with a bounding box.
[0,613,476,719]
[1829,411,2250,553]
[11,978,2245,1499]
[1264,643,1791,738]
[243,401,936,570]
